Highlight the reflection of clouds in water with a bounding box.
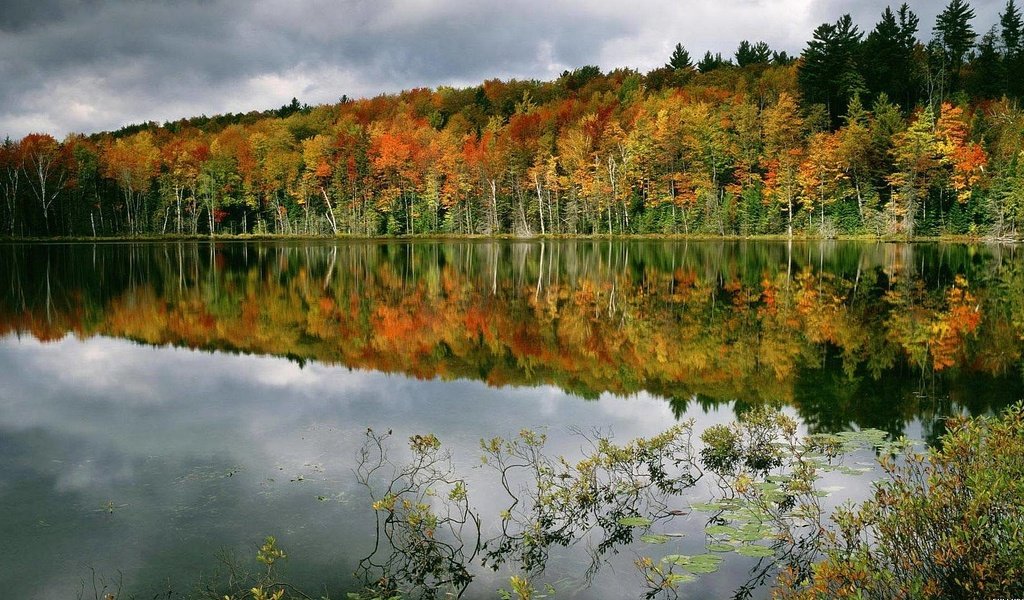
[0,333,907,599]
[0,332,747,504]
[55,457,135,494]
[2,333,736,598]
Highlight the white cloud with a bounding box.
[0,0,1011,139]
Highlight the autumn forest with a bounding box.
[5,0,1024,240]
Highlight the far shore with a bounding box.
[1,232,1020,244]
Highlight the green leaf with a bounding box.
[735,530,771,542]
[682,554,723,573]
[735,544,775,558]
[684,561,721,574]
[640,533,670,544]
[618,516,653,527]
[705,524,737,536]
[690,502,724,512]
[665,573,697,584]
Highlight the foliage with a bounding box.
[93,400,1024,600]
[195,536,306,600]
[354,429,480,599]
[347,405,1024,599]
[777,403,1024,599]
[479,423,698,578]
[666,43,693,71]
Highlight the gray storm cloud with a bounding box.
[0,0,1010,138]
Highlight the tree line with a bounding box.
[3,0,1024,239]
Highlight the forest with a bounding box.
[3,0,1024,239]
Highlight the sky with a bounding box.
[0,0,1009,139]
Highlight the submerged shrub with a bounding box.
[777,403,1024,599]
[699,407,790,477]
[700,425,742,475]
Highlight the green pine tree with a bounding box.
[666,43,693,70]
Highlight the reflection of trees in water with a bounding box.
[349,409,899,599]
[1,241,1022,432]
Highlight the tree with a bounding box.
[993,148,1024,236]
[933,0,977,95]
[762,93,805,236]
[967,27,1005,99]
[887,107,939,236]
[836,95,875,220]
[68,137,102,237]
[799,132,845,229]
[772,51,796,65]
[559,66,603,93]
[19,133,70,235]
[985,100,1024,235]
[1001,0,1024,97]
[735,41,772,67]
[427,126,471,234]
[867,94,905,221]
[162,135,208,234]
[650,103,689,232]
[250,120,301,234]
[463,121,506,234]
[302,134,340,235]
[644,66,689,91]
[197,128,246,235]
[101,132,160,235]
[1,138,20,236]
[666,43,693,70]
[861,4,922,108]
[697,51,732,73]
[934,103,987,207]
[799,14,866,125]
[679,102,731,234]
[1003,0,1023,50]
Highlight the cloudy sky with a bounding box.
[0,0,1008,139]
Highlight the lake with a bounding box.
[1,240,1021,599]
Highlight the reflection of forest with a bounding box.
[3,241,1022,435]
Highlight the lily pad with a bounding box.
[640,533,670,544]
[683,554,723,574]
[705,524,737,536]
[735,531,765,542]
[839,466,873,475]
[618,516,653,527]
[735,544,775,558]
[690,502,725,512]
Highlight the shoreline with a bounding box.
[0,232,1019,244]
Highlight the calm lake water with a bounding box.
[1,240,1021,599]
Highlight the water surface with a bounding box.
[1,240,1021,598]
